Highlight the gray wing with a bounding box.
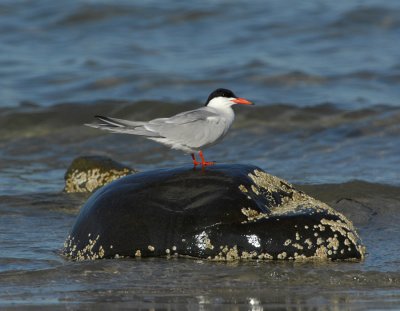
[145,108,229,148]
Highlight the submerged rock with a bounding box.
[62,164,365,261]
[64,156,136,193]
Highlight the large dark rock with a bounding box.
[62,164,365,261]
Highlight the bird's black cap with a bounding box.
[205,88,237,106]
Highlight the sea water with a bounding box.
[1,0,400,309]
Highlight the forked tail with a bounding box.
[85,116,160,137]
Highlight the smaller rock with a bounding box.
[64,156,136,193]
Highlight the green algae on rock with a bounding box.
[64,155,136,193]
[62,164,365,261]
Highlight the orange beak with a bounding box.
[231,97,254,105]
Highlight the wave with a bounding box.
[248,69,400,87]
[55,4,137,26]
[49,2,217,29]
[330,6,400,30]
[1,100,399,139]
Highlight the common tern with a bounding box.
[86,88,253,167]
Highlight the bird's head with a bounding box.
[205,88,254,108]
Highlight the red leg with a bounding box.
[199,150,215,167]
[191,153,200,166]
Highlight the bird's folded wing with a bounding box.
[145,109,226,148]
[150,109,216,125]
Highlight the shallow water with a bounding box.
[1,185,400,309]
[1,0,400,309]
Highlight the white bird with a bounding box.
[85,88,253,167]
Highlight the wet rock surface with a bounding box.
[63,164,365,261]
[64,156,136,193]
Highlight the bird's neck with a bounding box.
[208,105,235,123]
